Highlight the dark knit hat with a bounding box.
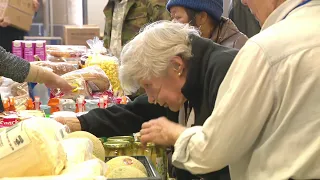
[166,0,223,22]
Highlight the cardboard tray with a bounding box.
[105,156,162,180]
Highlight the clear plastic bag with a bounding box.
[85,99,99,111]
[0,176,106,180]
[0,77,29,111]
[59,99,76,112]
[85,37,123,94]
[31,61,77,75]
[61,138,94,168]
[52,66,110,99]
[0,118,68,177]
[60,159,108,177]
[46,45,87,59]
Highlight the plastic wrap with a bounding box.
[60,159,108,177]
[59,99,76,112]
[0,77,29,111]
[61,138,94,168]
[0,176,106,180]
[85,99,99,111]
[0,118,68,177]
[31,61,77,75]
[85,37,122,94]
[46,45,87,59]
[52,66,110,99]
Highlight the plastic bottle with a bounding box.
[75,97,85,113]
[103,95,108,108]
[48,98,60,114]
[2,98,10,112]
[34,96,41,110]
[8,96,16,111]
[25,98,35,110]
[98,97,105,108]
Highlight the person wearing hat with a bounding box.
[167,0,248,49]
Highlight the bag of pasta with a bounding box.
[52,66,110,99]
[84,37,123,95]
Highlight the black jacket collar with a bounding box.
[181,35,214,108]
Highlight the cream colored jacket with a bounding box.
[172,0,320,180]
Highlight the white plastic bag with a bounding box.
[61,138,93,168]
[0,118,68,177]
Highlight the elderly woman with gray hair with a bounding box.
[119,20,237,179]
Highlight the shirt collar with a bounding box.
[262,0,308,30]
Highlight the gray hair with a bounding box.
[119,20,200,94]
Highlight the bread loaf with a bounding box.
[62,66,110,92]
[31,61,77,75]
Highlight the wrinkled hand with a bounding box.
[0,17,10,27]
[140,117,186,146]
[55,117,81,132]
[33,0,40,11]
[45,73,73,92]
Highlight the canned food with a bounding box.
[107,136,134,143]
[107,136,134,155]
[133,142,167,180]
[103,141,131,157]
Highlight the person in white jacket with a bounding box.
[140,0,320,179]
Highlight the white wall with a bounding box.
[87,0,109,37]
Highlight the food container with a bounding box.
[133,142,168,180]
[107,136,134,143]
[105,156,161,180]
[107,136,135,154]
[99,137,107,144]
[104,141,131,157]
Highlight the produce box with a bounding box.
[63,25,100,46]
[105,156,161,180]
[0,0,34,31]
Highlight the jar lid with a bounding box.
[108,136,134,142]
[133,142,155,147]
[104,141,130,148]
[146,143,155,147]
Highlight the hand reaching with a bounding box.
[140,117,186,146]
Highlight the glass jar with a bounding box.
[107,136,134,155]
[99,137,107,144]
[154,146,168,180]
[132,142,168,180]
[103,141,131,157]
[133,141,144,156]
[107,136,134,143]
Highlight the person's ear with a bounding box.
[196,11,209,26]
[170,56,185,76]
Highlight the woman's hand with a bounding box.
[140,117,186,146]
[45,72,73,92]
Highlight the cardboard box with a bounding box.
[3,0,34,15]
[63,25,100,46]
[0,0,34,31]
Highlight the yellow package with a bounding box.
[86,55,122,93]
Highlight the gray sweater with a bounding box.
[0,46,30,83]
